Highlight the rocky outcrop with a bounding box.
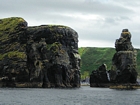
[0,17,81,88]
[90,29,138,87]
[90,64,109,87]
[111,29,137,83]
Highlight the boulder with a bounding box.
[0,17,81,88]
[90,64,109,87]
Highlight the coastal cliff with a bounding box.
[0,17,81,88]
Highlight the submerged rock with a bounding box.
[0,17,81,88]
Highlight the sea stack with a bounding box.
[111,29,138,83]
[0,17,81,88]
[90,29,138,87]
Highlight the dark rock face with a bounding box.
[0,17,81,88]
[111,29,137,83]
[90,64,109,87]
[90,29,138,87]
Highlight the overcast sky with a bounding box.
[1,0,140,48]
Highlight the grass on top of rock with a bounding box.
[0,17,25,42]
[0,17,25,33]
[46,25,69,28]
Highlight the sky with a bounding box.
[0,0,140,48]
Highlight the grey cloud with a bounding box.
[111,0,140,6]
[0,0,134,17]
[102,16,131,26]
[0,0,140,48]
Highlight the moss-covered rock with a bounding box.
[0,17,80,88]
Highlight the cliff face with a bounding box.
[0,17,81,88]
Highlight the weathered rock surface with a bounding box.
[0,17,81,88]
[90,64,109,87]
[90,29,138,87]
[111,29,137,83]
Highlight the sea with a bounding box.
[0,86,140,105]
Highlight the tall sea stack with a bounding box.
[111,29,137,83]
[90,29,138,87]
[0,17,81,88]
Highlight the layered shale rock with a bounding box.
[0,17,81,88]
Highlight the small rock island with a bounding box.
[0,17,81,88]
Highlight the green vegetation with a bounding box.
[0,17,26,60]
[0,17,25,42]
[46,25,69,29]
[28,25,70,32]
[0,17,24,32]
[0,51,26,60]
[78,47,140,79]
[46,42,63,53]
[136,49,140,76]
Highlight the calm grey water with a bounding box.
[0,86,140,105]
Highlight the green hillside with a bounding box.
[78,47,140,79]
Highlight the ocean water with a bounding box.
[0,86,140,105]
